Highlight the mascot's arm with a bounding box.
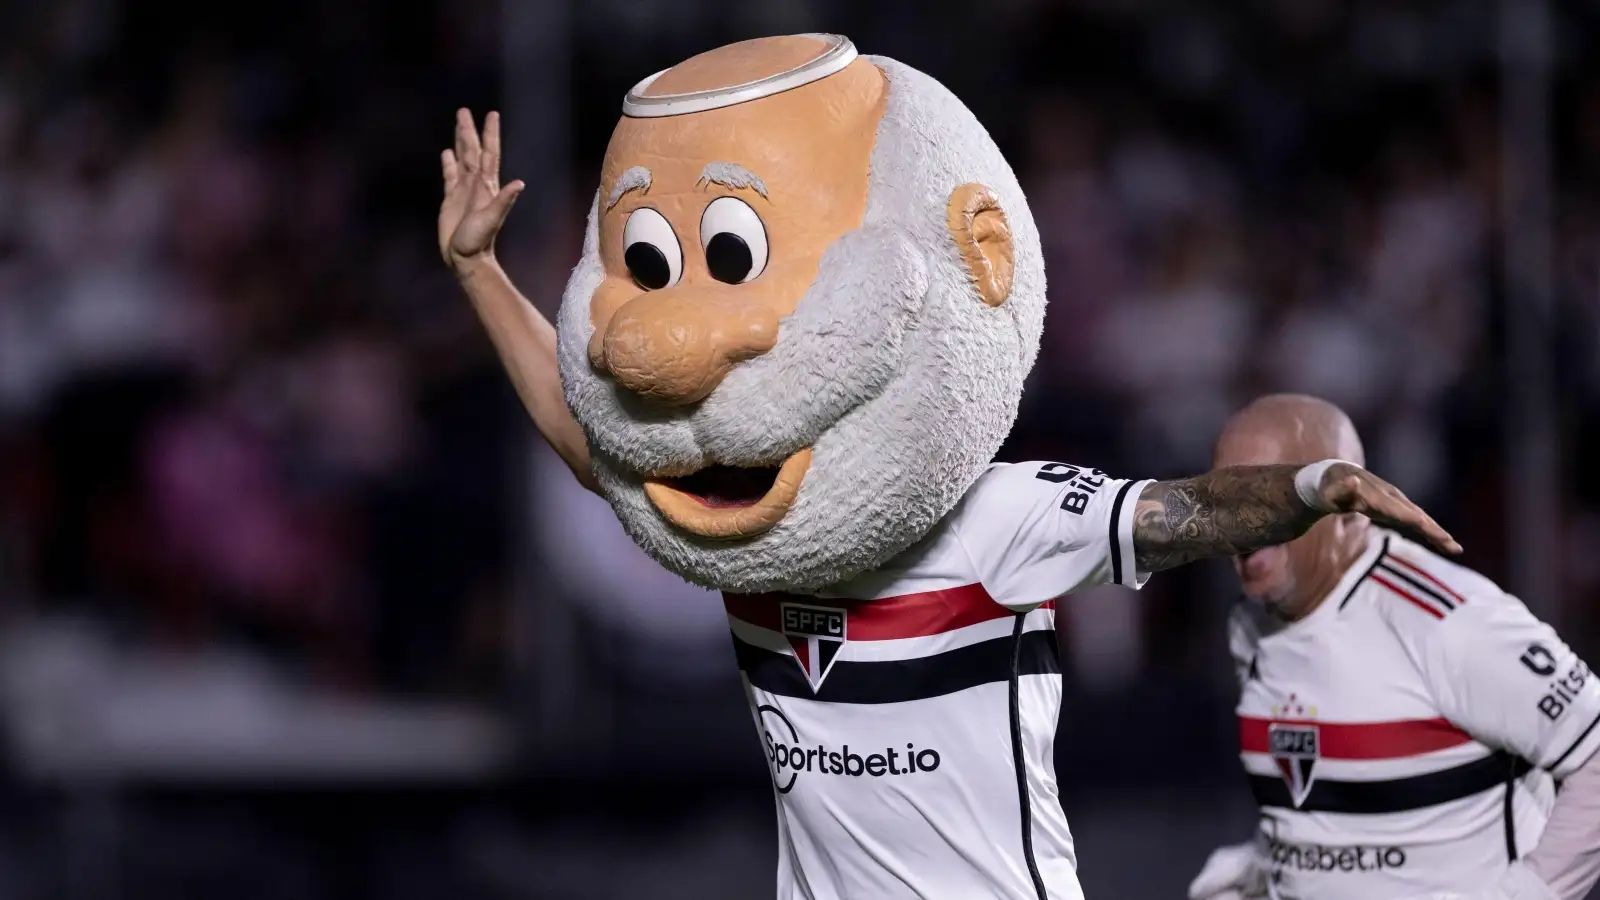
[1130,463,1460,574]
[439,108,597,493]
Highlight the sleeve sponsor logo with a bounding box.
[758,704,941,795]
[1521,643,1558,677]
[1033,463,1109,516]
[1536,657,1593,722]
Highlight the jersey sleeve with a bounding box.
[1410,591,1600,780]
[951,461,1155,611]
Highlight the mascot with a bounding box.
[438,34,1459,900]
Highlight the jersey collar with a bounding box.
[1328,529,1392,616]
[1273,529,1391,635]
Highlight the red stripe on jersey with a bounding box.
[722,584,1046,641]
[1384,554,1467,605]
[1239,716,1473,759]
[1372,573,1446,619]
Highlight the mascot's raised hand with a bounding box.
[439,109,525,270]
[439,108,592,488]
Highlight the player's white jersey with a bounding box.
[723,461,1151,900]
[1231,530,1600,900]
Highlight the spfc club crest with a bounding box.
[1268,722,1320,808]
[780,602,846,692]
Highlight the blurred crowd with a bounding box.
[1,0,1600,805]
[0,0,520,699]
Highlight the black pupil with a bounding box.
[705,233,753,284]
[625,242,671,290]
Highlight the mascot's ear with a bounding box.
[946,183,1015,308]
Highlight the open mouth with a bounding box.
[643,449,813,540]
[659,465,783,509]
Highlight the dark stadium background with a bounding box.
[1,0,1598,897]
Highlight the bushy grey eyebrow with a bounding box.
[606,166,652,210]
[698,161,768,199]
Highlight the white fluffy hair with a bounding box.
[555,56,1045,594]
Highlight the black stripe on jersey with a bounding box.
[1548,708,1600,775]
[731,628,1060,705]
[1008,614,1049,900]
[1108,480,1135,586]
[1503,764,1519,862]
[1338,536,1391,611]
[1249,750,1533,814]
[1377,561,1456,612]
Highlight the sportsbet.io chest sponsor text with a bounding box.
[758,705,941,794]
[1269,838,1407,874]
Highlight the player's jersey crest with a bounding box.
[780,602,847,691]
[1268,722,1321,808]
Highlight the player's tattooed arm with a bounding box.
[1131,466,1313,573]
[1130,463,1460,573]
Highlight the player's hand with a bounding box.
[1319,463,1462,556]
[1188,842,1268,900]
[439,108,526,273]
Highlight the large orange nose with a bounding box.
[590,288,781,406]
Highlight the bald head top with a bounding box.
[1214,394,1365,469]
[623,34,858,118]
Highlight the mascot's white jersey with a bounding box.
[723,461,1151,900]
[1230,530,1600,900]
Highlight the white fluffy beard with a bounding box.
[557,217,1027,594]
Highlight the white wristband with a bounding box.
[1294,459,1358,513]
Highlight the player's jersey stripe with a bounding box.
[1338,535,1391,610]
[1377,561,1456,610]
[1503,773,1519,861]
[1108,480,1135,586]
[1238,716,1472,759]
[1371,572,1447,619]
[1385,554,1467,605]
[1249,750,1532,813]
[1549,708,1600,774]
[732,628,1059,704]
[722,584,1041,641]
[1007,614,1049,900]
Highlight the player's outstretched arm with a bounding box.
[1130,462,1460,574]
[440,108,597,493]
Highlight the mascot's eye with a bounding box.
[699,196,769,284]
[622,208,683,290]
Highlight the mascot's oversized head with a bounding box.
[557,34,1045,594]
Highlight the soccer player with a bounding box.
[1190,395,1600,900]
